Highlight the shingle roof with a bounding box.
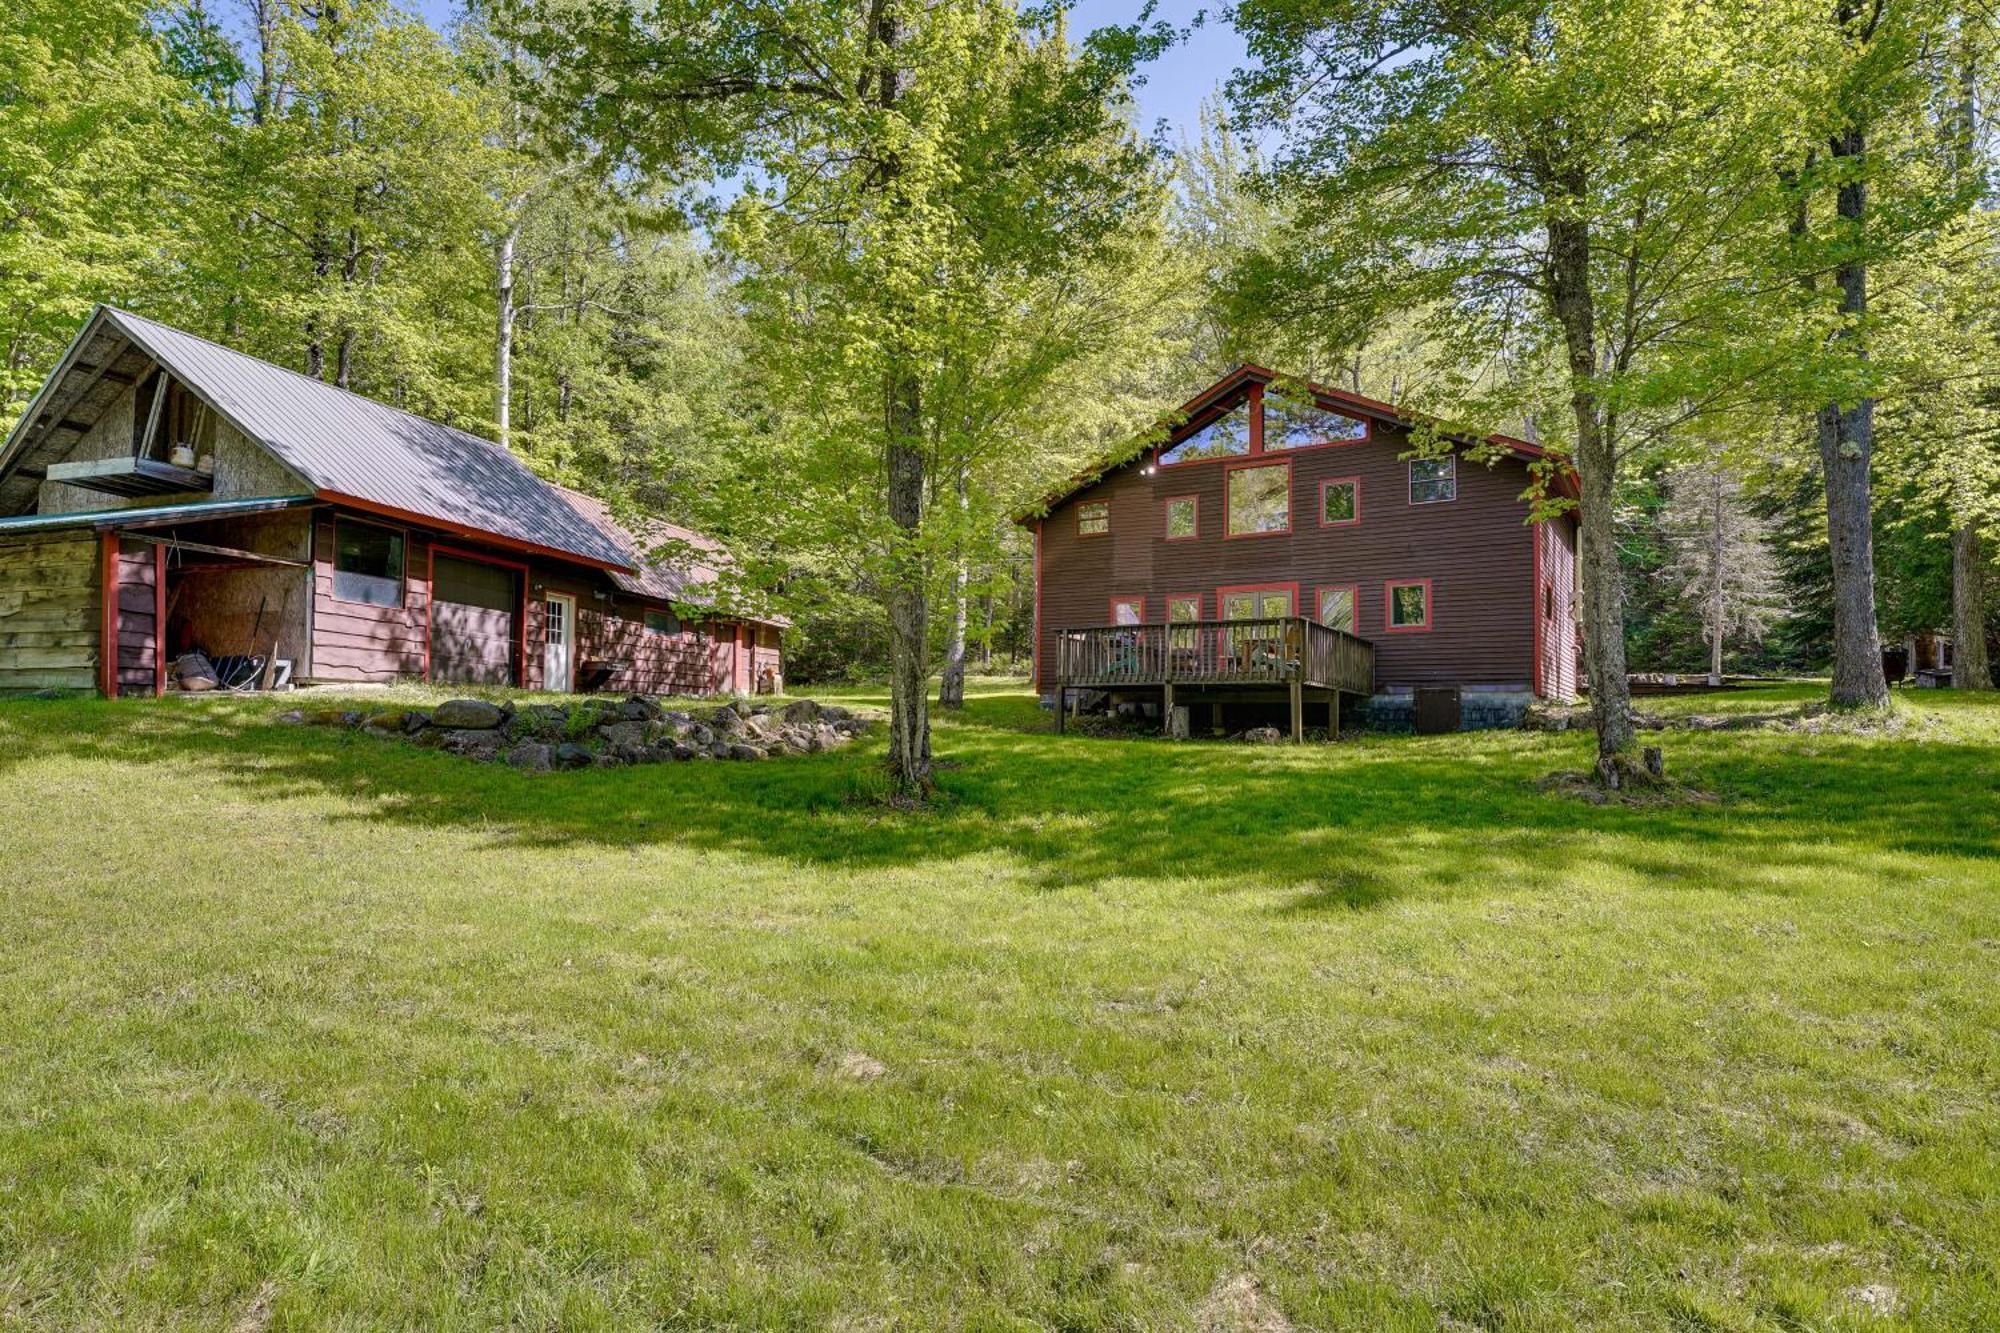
[556,485,788,627]
[100,307,633,570]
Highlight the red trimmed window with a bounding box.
[1219,584,1296,620]
[1166,593,1202,622]
[1315,584,1358,634]
[331,518,405,607]
[1385,579,1432,632]
[1164,495,1198,540]
[1160,401,1251,465]
[1109,596,1144,625]
[1319,477,1360,527]
[1264,387,1367,450]
[1409,456,1456,504]
[1225,459,1291,537]
[1077,501,1110,536]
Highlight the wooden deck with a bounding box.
[1052,617,1375,742]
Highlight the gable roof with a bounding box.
[1015,363,1569,522]
[1,306,633,571]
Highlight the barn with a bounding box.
[0,306,783,697]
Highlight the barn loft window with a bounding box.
[1386,579,1431,631]
[1409,455,1457,504]
[644,610,681,636]
[1320,478,1359,526]
[1077,501,1110,536]
[1164,495,1197,540]
[1317,585,1357,634]
[1160,401,1251,465]
[1264,389,1367,450]
[331,519,404,607]
[1226,460,1290,536]
[1167,593,1201,622]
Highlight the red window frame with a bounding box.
[1262,390,1371,453]
[1165,592,1203,622]
[1163,494,1199,541]
[1158,381,1376,470]
[1108,595,1146,625]
[1215,581,1300,619]
[1076,500,1111,537]
[1318,476,1361,528]
[1383,578,1433,633]
[326,515,410,609]
[1222,456,1292,539]
[1408,455,1457,505]
[1312,583,1361,634]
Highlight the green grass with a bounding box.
[1,681,1997,1330]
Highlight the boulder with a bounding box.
[440,728,507,759]
[605,741,649,765]
[402,711,432,734]
[360,710,414,735]
[685,722,716,747]
[818,704,851,722]
[504,742,552,772]
[708,706,746,733]
[551,742,594,770]
[598,720,648,749]
[1242,726,1284,745]
[508,703,569,739]
[777,699,820,725]
[617,695,663,722]
[724,742,765,761]
[433,698,505,730]
[742,712,779,739]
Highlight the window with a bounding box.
[1167,594,1202,622]
[1164,495,1198,540]
[1110,596,1144,625]
[1160,402,1251,465]
[1226,460,1291,536]
[1409,455,1456,504]
[1316,585,1357,634]
[1543,584,1556,621]
[1320,477,1360,527]
[1219,585,1295,619]
[1077,501,1110,536]
[1386,579,1431,631]
[331,519,404,606]
[644,610,681,636]
[1264,388,1367,450]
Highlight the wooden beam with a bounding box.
[117,532,307,567]
[1289,678,1304,744]
[135,369,165,459]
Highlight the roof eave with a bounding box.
[319,491,636,574]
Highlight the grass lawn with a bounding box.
[1,680,1997,1330]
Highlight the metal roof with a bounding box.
[556,485,789,627]
[0,494,317,535]
[95,308,634,571]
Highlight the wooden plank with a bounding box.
[120,532,307,567]
[0,645,97,669]
[0,668,99,690]
[0,629,99,648]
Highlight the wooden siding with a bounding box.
[308,514,429,683]
[1036,416,1562,695]
[1537,515,1581,702]
[0,534,101,693]
[114,540,159,696]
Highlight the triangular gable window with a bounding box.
[1159,399,1251,465]
[1263,387,1367,450]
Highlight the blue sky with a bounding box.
[408,1,1242,145]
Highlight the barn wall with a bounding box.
[0,534,102,693]
[523,570,755,697]
[307,513,430,683]
[114,540,159,696]
[1036,412,1546,695]
[169,511,313,675]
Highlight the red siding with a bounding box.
[113,540,158,697]
[1537,515,1580,701]
[1036,416,1568,696]
[310,515,429,682]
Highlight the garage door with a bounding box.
[430,554,518,685]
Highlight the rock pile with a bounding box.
[279,696,872,771]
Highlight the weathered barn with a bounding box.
[0,307,782,697]
[1021,365,1580,735]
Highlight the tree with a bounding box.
[1658,446,1785,683]
[500,0,1168,796]
[1228,0,1798,786]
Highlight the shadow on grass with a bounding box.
[1,688,1995,904]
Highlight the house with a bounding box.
[0,306,783,697]
[1021,365,1579,735]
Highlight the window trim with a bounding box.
[1215,581,1300,619]
[1222,456,1293,539]
[1312,583,1361,635]
[1318,475,1362,528]
[1076,500,1111,538]
[327,516,408,609]
[1108,595,1146,625]
[1162,494,1199,541]
[1383,578,1433,633]
[1165,592,1203,623]
[1158,382,1378,470]
[1408,455,1457,505]
[643,608,683,637]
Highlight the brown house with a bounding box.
[0,307,782,697]
[1024,365,1579,734]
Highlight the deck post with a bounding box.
[1161,680,1174,736]
[1328,691,1340,741]
[1289,678,1304,744]
[1054,685,1065,734]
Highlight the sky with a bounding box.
[407,1,1245,147]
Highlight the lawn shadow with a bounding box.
[0,688,1994,908]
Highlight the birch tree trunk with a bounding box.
[1955,524,1991,691]
[938,462,970,708]
[1708,470,1726,685]
[495,217,521,449]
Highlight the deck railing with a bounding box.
[1053,617,1374,696]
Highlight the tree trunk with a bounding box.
[1545,208,1640,781]
[938,463,971,708]
[884,371,933,794]
[1955,523,1991,691]
[496,218,521,449]
[1818,128,1889,708]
